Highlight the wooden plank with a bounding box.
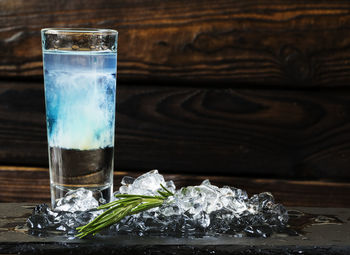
[1,81,350,180]
[1,0,350,86]
[0,166,349,207]
[0,204,350,254]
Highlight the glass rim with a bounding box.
[41,28,118,35]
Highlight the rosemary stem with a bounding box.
[76,185,174,238]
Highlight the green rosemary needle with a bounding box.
[76,184,174,238]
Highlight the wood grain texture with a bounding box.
[117,85,350,180]
[1,0,350,86]
[0,166,349,207]
[1,81,350,180]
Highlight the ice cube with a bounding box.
[54,188,99,212]
[165,180,176,193]
[121,176,135,186]
[119,170,168,196]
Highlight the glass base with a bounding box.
[50,183,112,209]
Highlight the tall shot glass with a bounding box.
[41,28,118,208]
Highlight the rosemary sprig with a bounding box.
[76,184,174,238]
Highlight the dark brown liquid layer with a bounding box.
[49,146,114,186]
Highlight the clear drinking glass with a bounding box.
[41,28,118,208]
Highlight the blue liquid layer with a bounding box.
[43,51,117,150]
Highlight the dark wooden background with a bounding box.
[1,0,350,205]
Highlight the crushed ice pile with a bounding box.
[27,170,289,238]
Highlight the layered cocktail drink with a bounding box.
[41,28,118,207]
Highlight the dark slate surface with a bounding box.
[0,204,349,254]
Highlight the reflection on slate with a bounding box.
[0,204,349,255]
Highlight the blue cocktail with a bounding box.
[41,29,118,207]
